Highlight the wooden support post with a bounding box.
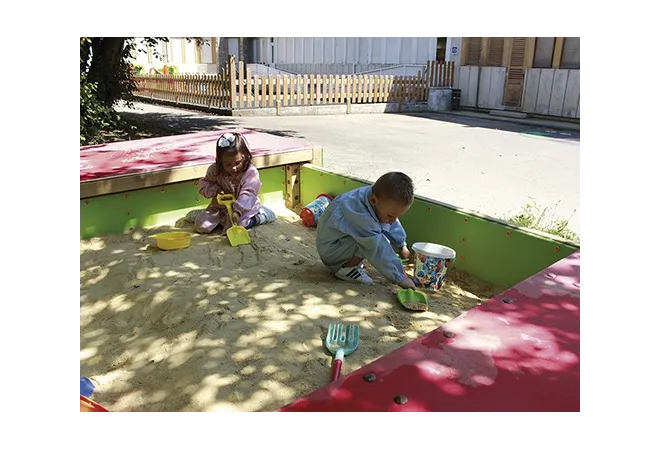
[285,163,301,209]
[552,37,565,68]
[229,56,237,109]
[311,146,323,166]
[523,37,536,69]
[479,37,490,66]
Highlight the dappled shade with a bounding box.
[279,252,580,412]
[80,205,501,412]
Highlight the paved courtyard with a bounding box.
[116,102,580,233]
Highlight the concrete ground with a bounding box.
[115,102,580,234]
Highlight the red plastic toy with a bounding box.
[300,193,334,227]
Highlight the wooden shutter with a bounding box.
[510,37,526,66]
[504,37,530,107]
[487,37,505,66]
[465,37,482,65]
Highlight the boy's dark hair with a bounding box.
[372,172,414,205]
[215,132,252,172]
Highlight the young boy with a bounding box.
[316,172,416,288]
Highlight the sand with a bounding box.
[80,203,503,412]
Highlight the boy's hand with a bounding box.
[400,246,411,260]
[398,277,416,289]
[232,211,241,225]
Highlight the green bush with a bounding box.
[80,72,120,145]
[504,200,580,244]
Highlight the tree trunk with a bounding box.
[87,37,128,104]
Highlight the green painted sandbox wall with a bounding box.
[80,167,286,239]
[299,165,579,289]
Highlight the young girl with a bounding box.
[195,132,275,234]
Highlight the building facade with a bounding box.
[453,37,580,118]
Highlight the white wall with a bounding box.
[132,39,150,65]
[255,37,436,65]
[184,40,197,63]
[201,39,213,63]
[170,38,183,64]
[445,37,462,66]
[133,63,218,74]
[129,38,215,73]
[246,62,427,76]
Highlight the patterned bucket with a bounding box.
[411,242,457,291]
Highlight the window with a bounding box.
[436,37,447,62]
[560,37,579,69]
[533,37,555,68]
[270,37,275,64]
[227,38,239,59]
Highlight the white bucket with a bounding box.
[411,242,457,291]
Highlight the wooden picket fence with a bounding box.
[134,57,454,110]
[427,59,455,88]
[134,73,232,108]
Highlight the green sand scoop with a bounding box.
[396,288,429,312]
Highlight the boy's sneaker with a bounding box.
[254,206,276,225]
[335,262,374,285]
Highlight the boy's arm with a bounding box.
[342,205,406,283]
[383,219,407,249]
[234,165,262,214]
[198,164,221,198]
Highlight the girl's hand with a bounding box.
[231,202,241,225]
[400,246,411,260]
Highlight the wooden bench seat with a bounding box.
[80,128,322,201]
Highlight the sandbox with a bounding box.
[80,203,502,411]
[80,129,579,412]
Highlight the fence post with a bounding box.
[229,56,237,109]
[175,74,180,105]
[450,61,455,88]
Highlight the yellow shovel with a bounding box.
[216,194,251,246]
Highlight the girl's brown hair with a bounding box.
[215,132,252,173]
